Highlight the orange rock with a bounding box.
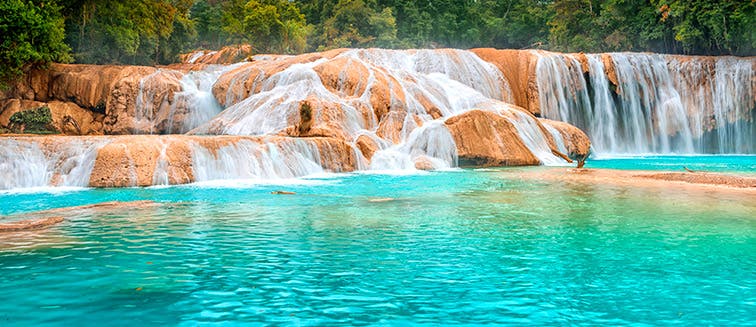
[471,48,542,115]
[445,109,540,166]
[179,44,255,64]
[601,53,618,87]
[0,99,104,135]
[355,134,380,161]
[539,118,591,162]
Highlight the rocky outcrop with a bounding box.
[180,44,255,64]
[1,64,197,135]
[211,49,347,108]
[539,118,591,163]
[471,48,542,115]
[0,99,105,135]
[445,110,540,166]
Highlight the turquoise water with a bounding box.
[587,155,756,174]
[0,169,755,326]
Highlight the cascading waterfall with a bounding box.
[135,65,236,134]
[194,48,565,170]
[535,51,754,154]
[0,138,110,190]
[190,139,325,182]
[166,66,229,134]
[0,49,598,190]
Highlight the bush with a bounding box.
[9,106,57,134]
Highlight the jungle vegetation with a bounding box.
[2,0,754,84]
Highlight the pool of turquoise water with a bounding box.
[586,155,756,173]
[0,167,754,326]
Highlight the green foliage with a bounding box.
[9,106,57,134]
[62,0,195,65]
[0,0,71,87]
[6,0,755,74]
[243,0,308,53]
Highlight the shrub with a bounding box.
[9,106,57,134]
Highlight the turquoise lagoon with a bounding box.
[0,156,755,326]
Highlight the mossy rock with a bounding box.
[9,106,58,134]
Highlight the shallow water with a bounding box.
[0,168,754,326]
[586,155,756,174]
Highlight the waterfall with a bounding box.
[535,51,754,154]
[166,66,228,134]
[135,65,235,134]
[190,138,325,182]
[0,138,110,190]
[194,48,565,169]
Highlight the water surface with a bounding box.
[0,169,754,326]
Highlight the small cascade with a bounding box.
[151,139,172,186]
[535,51,754,154]
[370,121,458,170]
[135,65,235,134]
[166,66,229,133]
[190,139,325,182]
[0,138,111,190]
[543,124,568,154]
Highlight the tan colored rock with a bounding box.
[47,101,104,135]
[601,53,618,87]
[413,156,435,170]
[539,118,591,162]
[471,48,542,115]
[355,134,379,161]
[180,44,255,64]
[84,135,357,187]
[445,109,540,166]
[2,64,187,135]
[0,99,47,127]
[0,99,104,135]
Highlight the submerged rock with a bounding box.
[0,216,64,232]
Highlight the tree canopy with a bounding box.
[1,0,754,79]
[0,0,71,86]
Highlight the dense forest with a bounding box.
[2,0,755,84]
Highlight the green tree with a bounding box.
[243,0,308,53]
[63,0,195,65]
[318,0,399,49]
[0,0,71,87]
[655,0,755,55]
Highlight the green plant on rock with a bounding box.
[9,106,57,134]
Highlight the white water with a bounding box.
[166,66,229,133]
[535,51,754,154]
[0,138,110,190]
[191,139,325,181]
[135,65,236,134]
